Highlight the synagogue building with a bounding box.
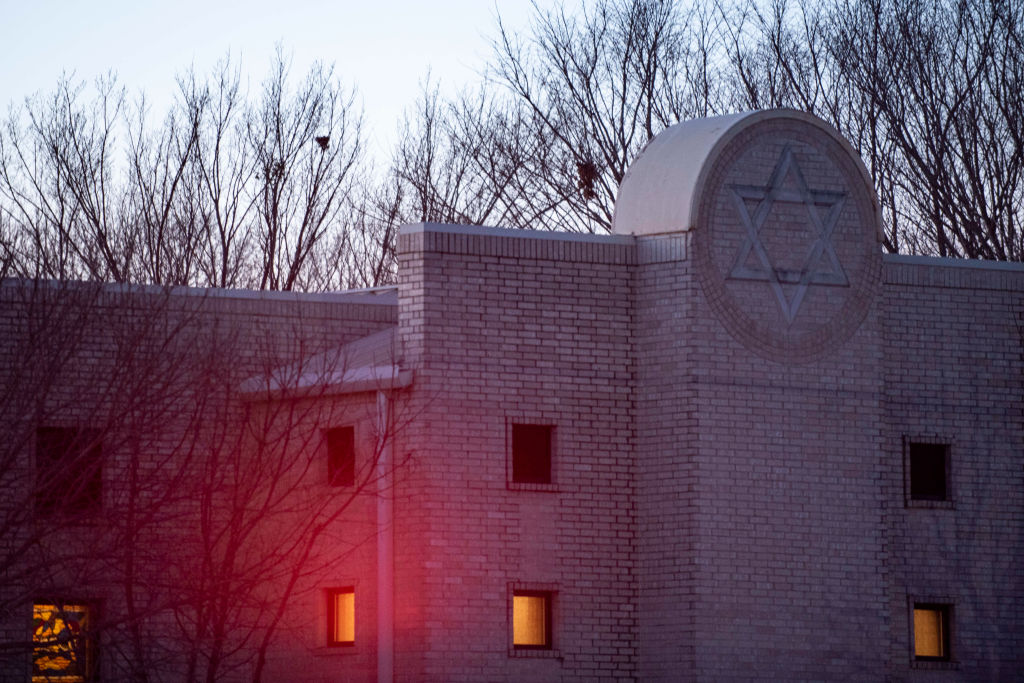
[2,109,1021,681]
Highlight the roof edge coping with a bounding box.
[883,253,1024,272]
[399,221,635,245]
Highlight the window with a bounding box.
[511,424,553,484]
[35,428,102,515]
[326,426,355,487]
[913,603,951,661]
[512,591,552,649]
[32,602,94,682]
[908,441,949,502]
[327,588,355,646]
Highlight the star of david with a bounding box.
[727,145,849,323]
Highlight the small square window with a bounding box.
[913,603,951,661]
[326,588,355,646]
[511,424,552,485]
[33,602,95,682]
[326,427,355,487]
[512,591,552,649]
[909,442,949,502]
[35,428,102,515]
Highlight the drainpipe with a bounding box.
[376,390,394,683]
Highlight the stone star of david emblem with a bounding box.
[727,145,849,323]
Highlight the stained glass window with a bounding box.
[32,602,92,682]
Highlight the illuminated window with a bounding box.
[913,603,951,660]
[36,428,102,515]
[326,427,355,487]
[512,424,552,484]
[512,591,552,649]
[908,442,949,502]
[32,602,94,682]
[327,588,355,646]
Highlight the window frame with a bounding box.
[903,436,954,509]
[325,586,356,648]
[325,425,356,488]
[909,597,956,669]
[512,590,552,650]
[35,427,103,516]
[32,600,97,683]
[508,583,560,658]
[507,419,557,491]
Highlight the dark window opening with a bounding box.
[512,424,552,484]
[513,590,552,649]
[909,442,948,501]
[914,603,951,661]
[326,426,355,487]
[35,427,102,515]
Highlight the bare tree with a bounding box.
[124,92,202,285]
[489,0,706,232]
[0,53,373,290]
[177,60,259,289]
[248,51,364,291]
[0,281,219,681]
[717,0,909,252]
[3,0,1021,286]
[0,280,408,682]
[718,0,1024,259]
[0,77,133,281]
[831,0,1024,259]
[389,83,540,228]
[326,177,401,290]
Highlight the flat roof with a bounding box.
[1,277,399,305]
[399,221,636,245]
[883,253,1024,272]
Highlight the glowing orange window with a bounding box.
[513,591,551,649]
[32,602,93,682]
[327,588,355,646]
[914,604,950,660]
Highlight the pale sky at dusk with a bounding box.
[0,0,553,156]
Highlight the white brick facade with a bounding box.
[1,110,1021,680]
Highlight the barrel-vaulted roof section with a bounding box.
[611,109,876,237]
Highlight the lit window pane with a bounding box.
[33,602,91,682]
[513,594,548,647]
[914,607,945,658]
[329,589,355,645]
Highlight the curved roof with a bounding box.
[611,109,870,236]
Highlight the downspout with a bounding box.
[376,390,394,683]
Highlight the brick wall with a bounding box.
[0,281,396,681]
[633,233,699,677]
[2,215,1021,681]
[394,224,1023,681]
[634,235,891,679]
[881,257,1024,679]
[396,224,638,681]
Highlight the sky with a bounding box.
[0,0,553,158]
